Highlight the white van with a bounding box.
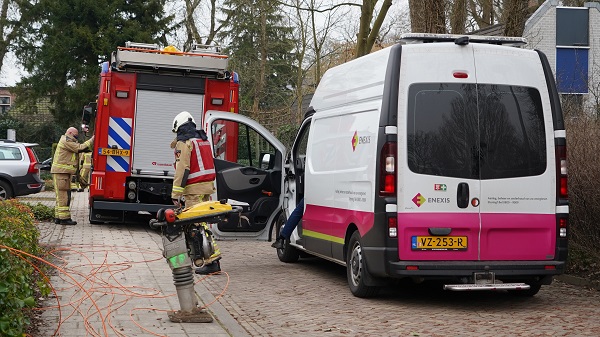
[203,33,569,298]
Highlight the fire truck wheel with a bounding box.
[89,212,103,225]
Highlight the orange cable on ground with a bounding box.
[1,243,231,336]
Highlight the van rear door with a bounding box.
[399,43,481,261]
[473,44,556,261]
[398,42,557,263]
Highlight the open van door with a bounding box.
[204,111,286,241]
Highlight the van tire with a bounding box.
[275,213,299,263]
[346,231,379,298]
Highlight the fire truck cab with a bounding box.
[84,42,240,224]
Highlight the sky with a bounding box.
[0,52,24,87]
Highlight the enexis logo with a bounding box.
[351,131,371,152]
[412,193,426,207]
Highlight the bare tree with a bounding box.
[450,0,468,34]
[355,0,393,57]
[468,0,495,28]
[408,0,446,33]
[502,0,529,37]
[175,0,231,51]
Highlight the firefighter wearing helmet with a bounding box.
[171,111,222,274]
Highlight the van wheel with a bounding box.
[346,231,379,298]
[509,283,542,297]
[0,181,13,200]
[275,213,299,263]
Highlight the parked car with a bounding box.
[0,139,45,200]
[39,157,53,171]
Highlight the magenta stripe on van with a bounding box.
[479,213,556,261]
[398,212,556,261]
[304,204,556,262]
[303,204,375,239]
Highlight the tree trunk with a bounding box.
[253,0,268,120]
[503,0,529,37]
[450,0,467,34]
[409,0,446,34]
[469,0,494,28]
[355,0,375,57]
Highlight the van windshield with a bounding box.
[407,83,546,180]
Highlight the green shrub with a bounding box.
[43,178,54,192]
[26,203,54,221]
[564,106,600,281]
[0,200,48,337]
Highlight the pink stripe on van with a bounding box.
[302,204,556,262]
[303,204,374,239]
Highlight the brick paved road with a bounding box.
[207,240,600,337]
[20,191,600,336]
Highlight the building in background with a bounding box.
[523,1,600,112]
[0,87,16,115]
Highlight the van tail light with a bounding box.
[558,216,567,238]
[379,141,397,197]
[388,216,397,238]
[555,144,568,200]
[26,147,39,174]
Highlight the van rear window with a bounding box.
[407,83,546,180]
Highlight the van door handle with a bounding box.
[249,178,260,185]
[457,182,469,209]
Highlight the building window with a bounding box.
[0,96,11,115]
[556,7,589,94]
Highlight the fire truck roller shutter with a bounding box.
[132,90,205,176]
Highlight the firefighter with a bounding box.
[51,127,94,225]
[171,111,222,274]
[78,152,92,189]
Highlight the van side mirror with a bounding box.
[260,153,272,170]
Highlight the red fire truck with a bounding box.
[81,42,239,224]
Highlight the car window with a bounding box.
[0,146,22,160]
[211,119,277,169]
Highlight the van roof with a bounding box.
[400,33,527,47]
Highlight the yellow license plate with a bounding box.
[100,148,130,156]
[411,236,468,251]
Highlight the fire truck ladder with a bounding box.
[111,41,229,75]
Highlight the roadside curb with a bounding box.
[556,274,600,291]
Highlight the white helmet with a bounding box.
[172,111,195,132]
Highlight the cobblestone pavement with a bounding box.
[204,240,600,337]
[19,191,600,337]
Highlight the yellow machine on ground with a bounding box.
[149,199,241,323]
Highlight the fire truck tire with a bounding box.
[89,212,103,225]
[346,231,380,298]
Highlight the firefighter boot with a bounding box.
[60,218,78,225]
[195,260,221,275]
